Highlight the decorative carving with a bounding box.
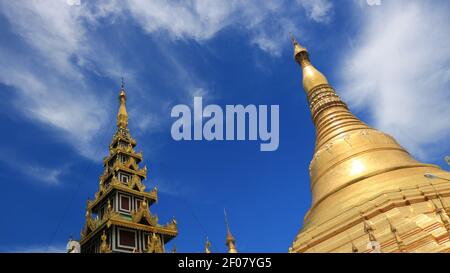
[128,175,146,192]
[307,85,348,121]
[99,230,112,253]
[131,199,158,226]
[342,134,352,147]
[146,233,163,253]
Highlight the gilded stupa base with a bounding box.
[290,170,450,253]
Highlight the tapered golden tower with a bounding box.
[79,81,178,253]
[290,37,450,253]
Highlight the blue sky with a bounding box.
[0,0,449,253]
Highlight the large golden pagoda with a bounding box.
[289,37,450,253]
[78,82,178,253]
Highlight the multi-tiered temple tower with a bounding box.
[289,37,450,253]
[79,83,178,253]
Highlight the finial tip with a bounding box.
[289,32,297,45]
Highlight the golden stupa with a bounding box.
[289,37,450,253]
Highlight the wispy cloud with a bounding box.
[154,178,195,197]
[339,0,450,159]
[26,167,64,186]
[0,0,114,159]
[0,153,65,186]
[108,0,333,55]
[297,0,333,23]
[0,0,333,161]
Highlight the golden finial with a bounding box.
[117,78,128,129]
[290,35,329,94]
[290,33,308,62]
[224,208,238,253]
[289,32,297,45]
[205,237,212,253]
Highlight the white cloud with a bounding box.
[0,0,113,159]
[339,1,450,159]
[298,0,333,23]
[0,152,65,186]
[0,0,333,161]
[26,167,63,186]
[123,0,332,56]
[133,113,162,133]
[154,178,194,197]
[125,0,236,41]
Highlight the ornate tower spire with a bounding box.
[289,36,450,253]
[78,82,177,253]
[224,209,238,253]
[117,78,128,129]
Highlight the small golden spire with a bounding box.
[117,78,128,129]
[290,32,308,62]
[205,237,212,253]
[362,216,381,253]
[224,208,238,253]
[364,221,377,242]
[346,232,358,253]
[386,216,407,253]
[351,241,359,253]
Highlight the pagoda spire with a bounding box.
[289,36,434,228]
[117,78,128,129]
[77,81,177,253]
[224,209,238,253]
[290,35,450,254]
[291,35,368,149]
